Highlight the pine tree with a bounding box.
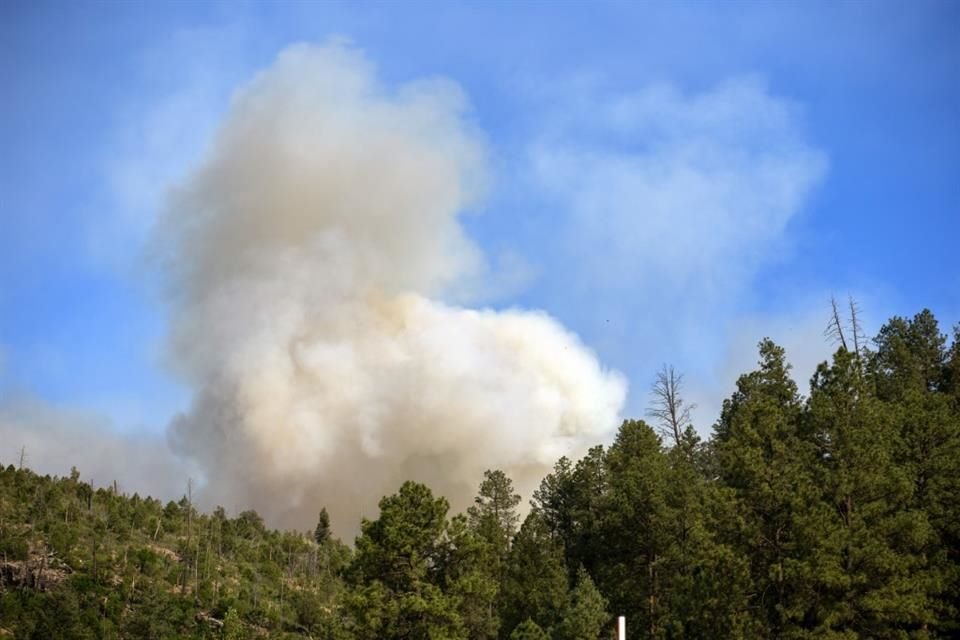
[499,512,568,638]
[870,311,960,634]
[714,339,827,637]
[565,446,608,581]
[807,346,934,634]
[599,419,671,638]
[556,566,608,640]
[468,470,521,574]
[314,507,331,545]
[346,481,465,639]
[943,323,960,401]
[658,424,754,638]
[509,618,549,640]
[443,514,501,640]
[531,457,575,557]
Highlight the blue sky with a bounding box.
[2,0,959,442]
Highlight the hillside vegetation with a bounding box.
[1,308,958,639]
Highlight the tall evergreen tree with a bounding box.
[944,324,960,401]
[565,446,608,581]
[449,469,522,640]
[443,514,501,640]
[346,481,464,639]
[658,423,754,638]
[531,457,575,561]
[808,346,935,635]
[498,512,568,638]
[714,339,826,637]
[555,566,609,640]
[870,311,960,634]
[468,470,521,572]
[599,419,670,638]
[314,507,332,545]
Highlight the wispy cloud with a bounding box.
[685,291,884,430]
[526,76,828,416]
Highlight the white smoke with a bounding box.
[159,42,626,533]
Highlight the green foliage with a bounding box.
[223,607,245,640]
[315,507,332,545]
[0,464,350,639]
[714,339,829,636]
[468,469,521,570]
[556,566,608,640]
[599,420,672,635]
[508,618,549,640]
[806,347,935,634]
[1,307,957,639]
[346,481,464,639]
[499,512,568,638]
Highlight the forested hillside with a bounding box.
[2,309,958,639]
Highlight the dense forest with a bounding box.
[1,308,958,639]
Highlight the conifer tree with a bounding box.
[565,446,608,580]
[498,512,568,638]
[556,566,608,640]
[714,339,826,636]
[468,470,521,573]
[531,457,575,558]
[808,346,934,634]
[870,311,960,633]
[346,481,464,639]
[508,618,549,640]
[443,514,501,640]
[600,419,670,638]
[314,507,331,545]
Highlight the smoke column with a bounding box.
[159,42,626,533]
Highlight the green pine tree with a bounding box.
[346,481,465,639]
[509,618,549,640]
[870,311,960,634]
[808,346,934,635]
[599,419,670,638]
[443,514,501,640]
[556,566,608,640]
[314,507,332,545]
[714,339,827,637]
[499,512,568,638]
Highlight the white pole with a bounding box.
[618,616,626,640]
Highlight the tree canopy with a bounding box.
[2,307,958,639]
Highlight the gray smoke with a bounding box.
[0,395,197,498]
[159,42,626,533]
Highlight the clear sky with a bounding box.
[2,0,959,442]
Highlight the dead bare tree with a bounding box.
[646,365,695,447]
[848,295,865,357]
[825,295,867,361]
[825,296,848,351]
[187,478,193,543]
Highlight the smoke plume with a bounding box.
[0,395,197,499]
[160,42,626,533]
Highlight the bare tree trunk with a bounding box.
[186,478,193,543]
[648,557,656,638]
[848,295,865,358]
[826,296,848,351]
[647,365,694,446]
